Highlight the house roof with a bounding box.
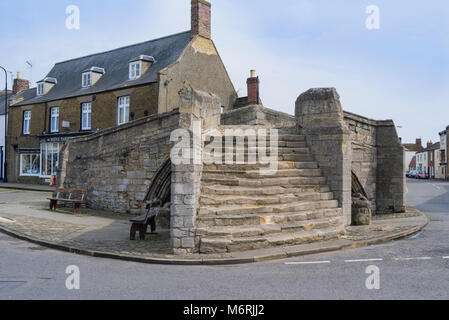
[402,143,417,151]
[416,142,441,154]
[14,31,192,107]
[0,88,38,115]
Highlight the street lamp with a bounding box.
[0,65,8,182]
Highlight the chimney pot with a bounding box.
[250,70,257,78]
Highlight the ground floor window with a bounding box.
[20,153,41,176]
[40,143,60,177]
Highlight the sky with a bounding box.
[0,0,448,143]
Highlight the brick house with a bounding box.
[6,0,236,184]
[1,75,34,181]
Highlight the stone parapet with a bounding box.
[221,105,296,128]
[296,88,352,225]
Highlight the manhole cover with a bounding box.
[0,216,15,223]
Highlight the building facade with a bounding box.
[403,138,423,172]
[0,93,6,181]
[6,0,236,184]
[438,129,447,180]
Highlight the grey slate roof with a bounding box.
[1,88,38,115]
[15,31,191,107]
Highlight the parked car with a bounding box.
[416,171,428,179]
[408,170,418,178]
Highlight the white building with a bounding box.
[416,150,427,174]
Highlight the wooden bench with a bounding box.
[48,189,87,214]
[130,199,162,240]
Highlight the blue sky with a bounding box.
[0,0,448,143]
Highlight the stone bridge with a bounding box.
[58,85,405,254]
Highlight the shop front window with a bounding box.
[20,154,41,176]
[40,143,60,177]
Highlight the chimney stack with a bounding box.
[13,72,29,94]
[427,141,433,149]
[191,0,211,39]
[247,70,260,105]
[416,138,422,151]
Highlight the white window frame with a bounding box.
[23,111,31,135]
[37,83,44,96]
[20,153,40,177]
[117,96,130,126]
[129,61,142,80]
[82,72,91,88]
[40,143,60,178]
[50,107,59,133]
[81,103,92,130]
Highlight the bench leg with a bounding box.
[130,223,138,240]
[73,203,81,214]
[149,216,156,233]
[139,224,147,240]
[49,200,57,211]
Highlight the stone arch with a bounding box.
[144,158,171,205]
[351,170,372,226]
[351,170,368,198]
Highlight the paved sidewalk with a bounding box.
[0,189,429,265]
[0,182,54,192]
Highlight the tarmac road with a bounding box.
[0,178,448,300]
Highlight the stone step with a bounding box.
[278,154,315,161]
[196,217,343,239]
[218,147,310,154]
[199,226,344,253]
[201,185,330,196]
[203,161,318,171]
[199,191,334,206]
[197,208,343,227]
[215,133,307,142]
[202,169,323,179]
[201,176,327,187]
[198,200,339,216]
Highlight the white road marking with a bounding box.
[344,258,383,263]
[285,261,331,265]
[442,256,449,259]
[394,257,432,261]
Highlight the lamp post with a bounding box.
[0,66,8,182]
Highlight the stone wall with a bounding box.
[296,88,353,225]
[376,120,406,213]
[58,110,180,214]
[344,111,377,213]
[221,105,296,128]
[296,88,405,222]
[170,84,221,254]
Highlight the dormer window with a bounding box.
[37,83,44,96]
[82,72,91,88]
[129,61,141,80]
[128,55,156,81]
[81,67,105,88]
[36,77,57,96]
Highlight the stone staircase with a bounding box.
[196,126,345,254]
